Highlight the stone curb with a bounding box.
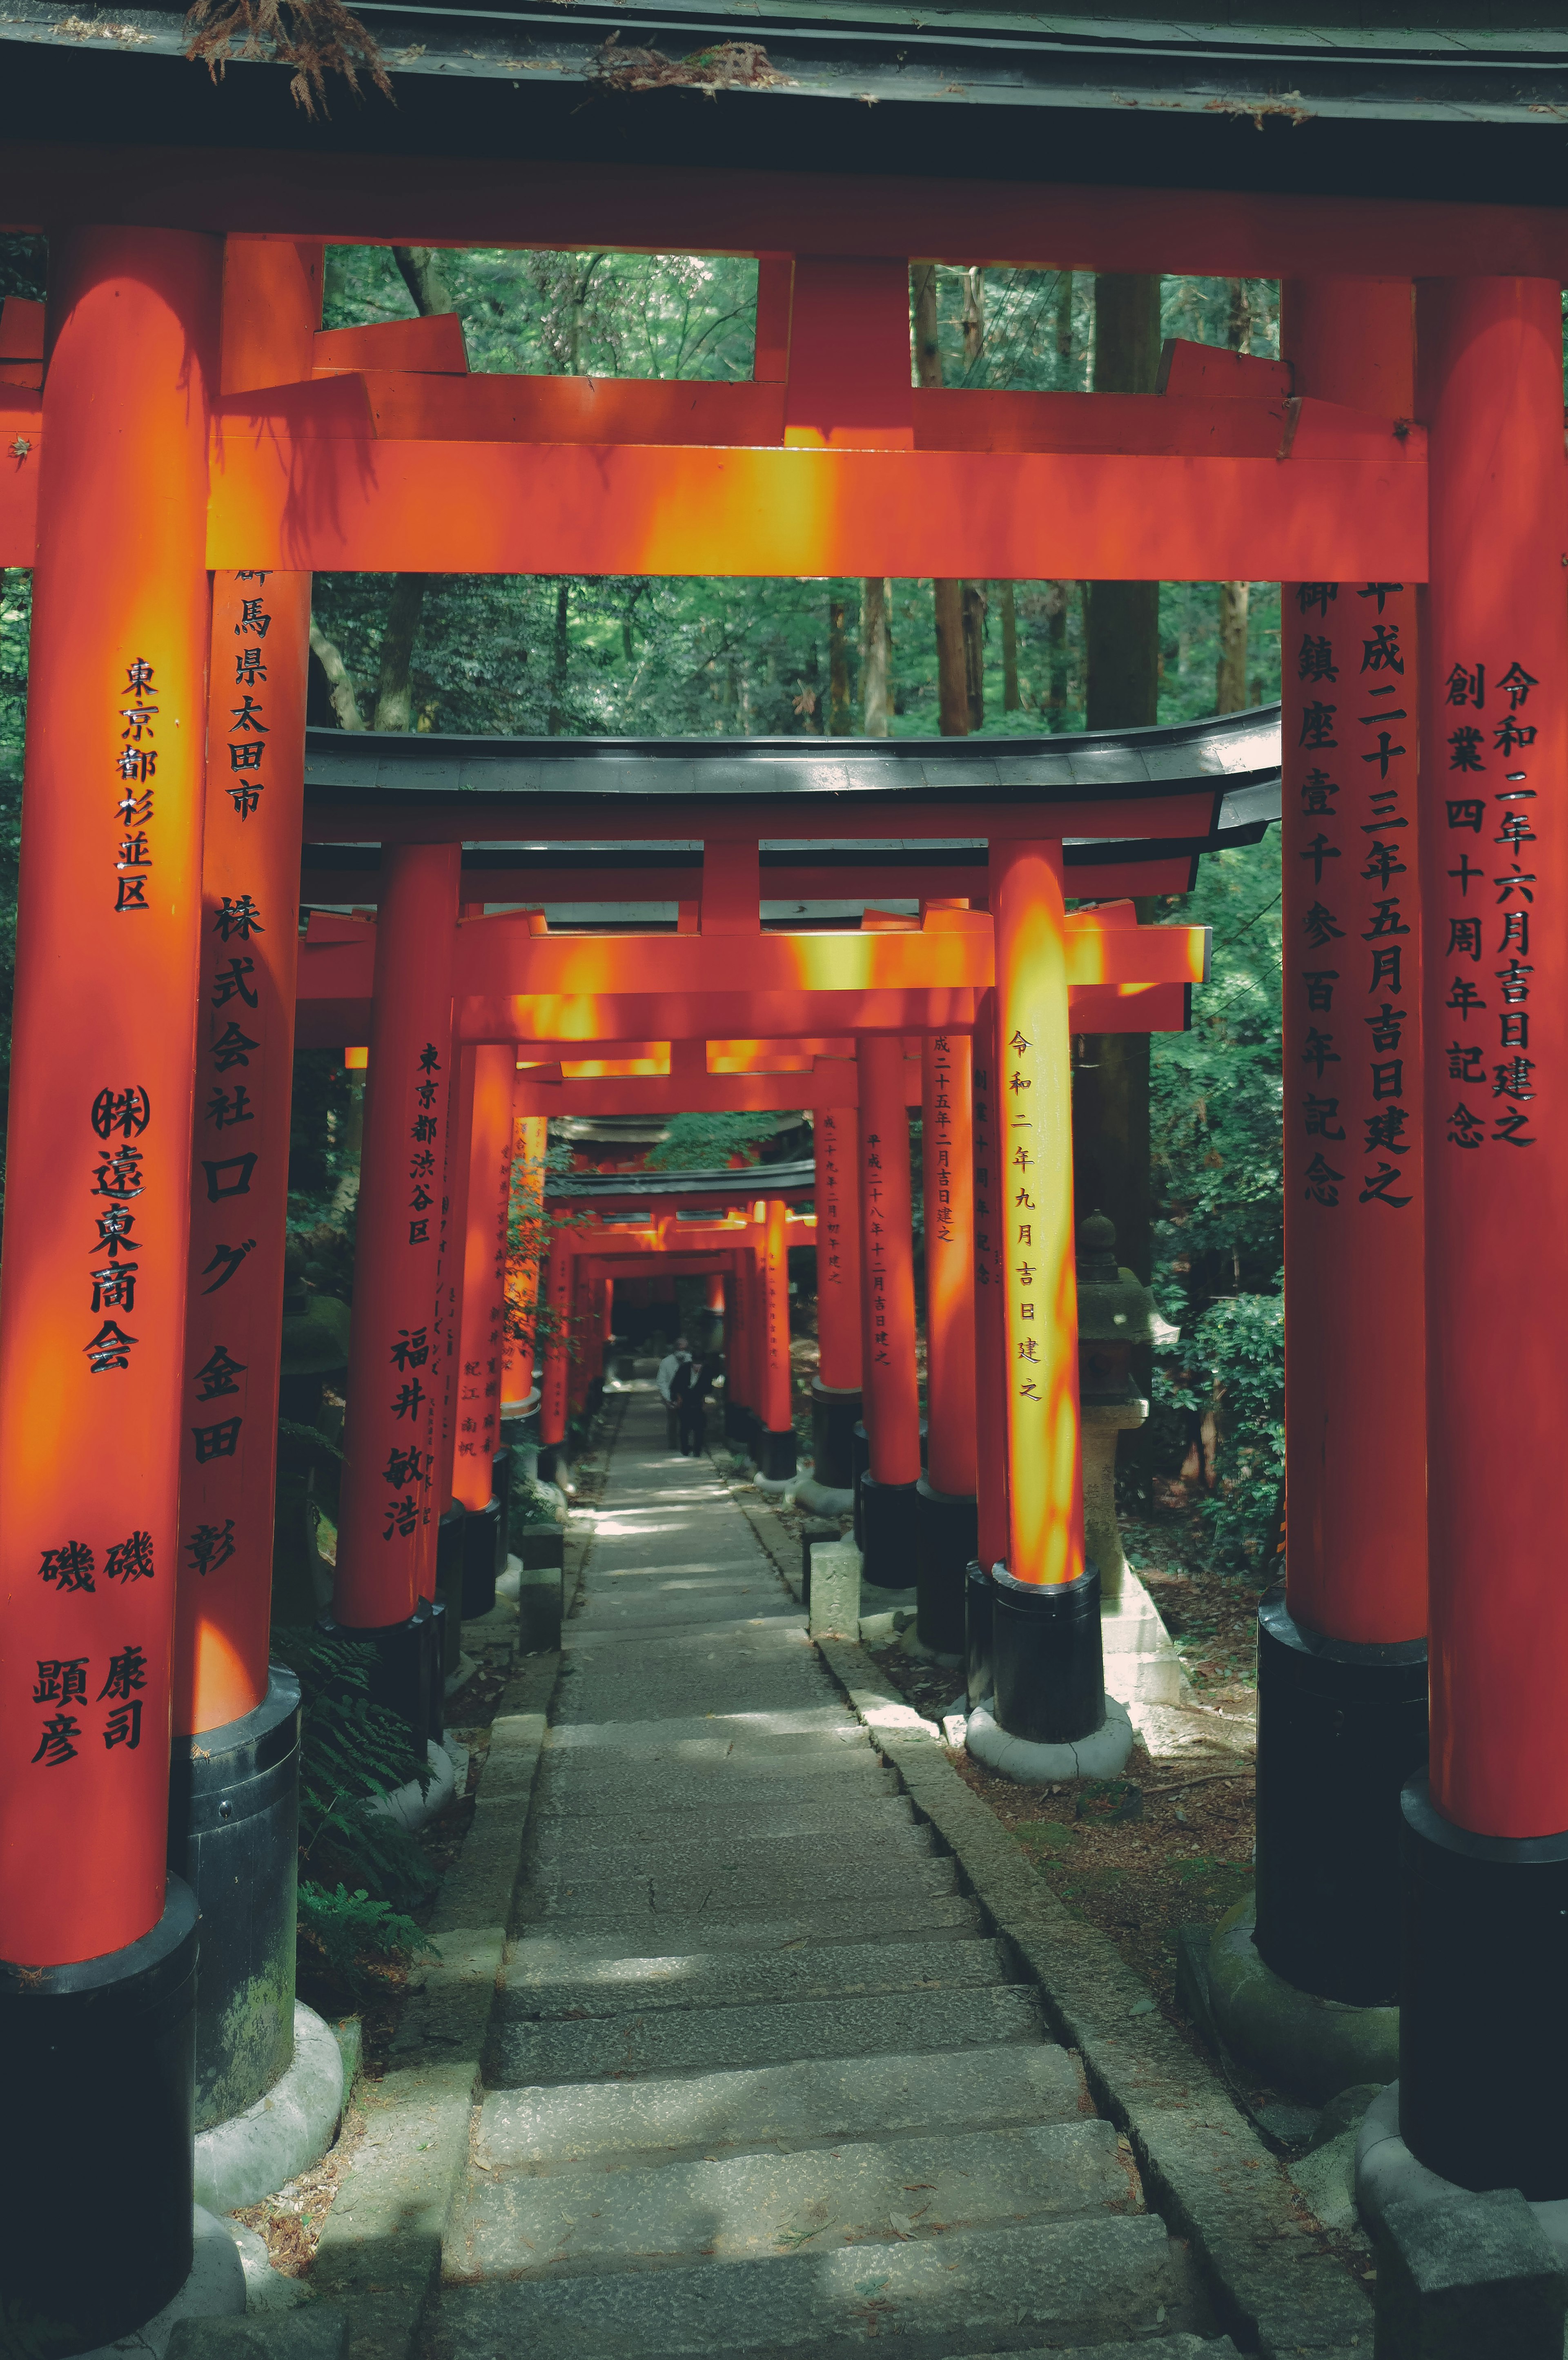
[814,1634,1373,2360]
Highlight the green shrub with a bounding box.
[1156,1291,1283,1566]
[296,1883,432,1994]
[272,1627,438,1913]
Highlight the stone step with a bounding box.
[553,1678,840,1728]
[428,2214,1192,2359]
[563,1617,810,1654]
[502,1934,1009,2022]
[533,1759,899,1819]
[516,1852,959,1925]
[542,1713,867,1756]
[530,1797,919,1859]
[507,1898,985,1954]
[526,1820,936,1889]
[944,2344,1236,2360]
[489,1981,1042,2088]
[478,2039,1087,2173]
[450,2118,1133,2283]
[570,1595,799,1631]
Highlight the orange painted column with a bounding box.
[502,1109,548,1414]
[857,1034,922,1586]
[538,1234,573,1452]
[333,845,459,1659]
[452,1044,515,1512]
[705,1269,726,1319]
[1398,277,1568,2199]
[174,238,318,1739]
[0,225,219,2343]
[756,1193,797,1480]
[568,1260,595,1416]
[916,1028,978,1653]
[810,1098,863,1492]
[1258,277,1430,2014]
[969,989,1009,1697]
[722,1243,752,1443]
[986,842,1110,1749]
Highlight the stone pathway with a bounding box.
[427,1387,1234,2360]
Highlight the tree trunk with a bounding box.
[1076,273,1164,1499]
[913,263,970,737]
[1000,581,1020,710]
[962,582,987,731]
[828,585,854,734]
[961,266,984,370]
[1054,270,1076,380]
[1086,274,1162,732]
[1216,580,1250,711]
[308,619,365,731]
[1227,277,1252,355]
[1044,582,1070,729]
[392,246,452,318]
[548,581,570,735]
[372,574,427,731]
[862,577,891,738]
[374,247,452,732]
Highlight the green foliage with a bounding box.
[271,1627,438,1911]
[641,1111,782,1171]
[1150,831,1283,1312]
[1156,1292,1284,1565]
[296,1883,430,1994]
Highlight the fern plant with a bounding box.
[296,1884,429,1992]
[272,1626,439,1912]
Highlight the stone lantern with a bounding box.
[1076,1210,1177,1607]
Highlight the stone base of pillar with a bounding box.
[793,1474,855,1516]
[1397,1774,1568,2200]
[991,1561,1107,1746]
[756,1426,798,1483]
[914,1479,977,1658]
[964,1559,993,1712]
[810,1381,862,1491]
[460,1497,503,1619]
[167,1670,301,2137]
[193,2001,345,2214]
[0,1883,199,2353]
[1254,1584,1428,2006]
[965,1694,1134,1786]
[1358,2082,1568,2280]
[1198,1891,1399,2107]
[851,1421,871,1548]
[318,1599,442,1752]
[860,1472,921,1590]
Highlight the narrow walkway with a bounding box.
[430,1388,1221,2359]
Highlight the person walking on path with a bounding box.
[675,1351,717,1457]
[656,1336,691,1408]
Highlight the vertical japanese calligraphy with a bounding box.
[0,227,221,1965]
[176,570,310,1737]
[812,1095,864,1394]
[453,1044,517,1509]
[922,1029,977,1499]
[971,988,1011,1573]
[855,1036,921,1487]
[990,841,1083,1589]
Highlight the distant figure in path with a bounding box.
[657,1335,692,1450]
[675,1352,717,1458]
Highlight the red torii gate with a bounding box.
[0,191,1557,2341]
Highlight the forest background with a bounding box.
[0,236,1286,1553]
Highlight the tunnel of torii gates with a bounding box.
[0,199,1560,2341]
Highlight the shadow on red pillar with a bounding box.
[857,1035,922,1589]
[0,223,222,2352]
[917,1026,978,1656]
[811,1098,862,1491]
[756,1193,798,1481]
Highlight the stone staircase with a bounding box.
[426,1389,1235,2360]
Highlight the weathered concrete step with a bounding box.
[543,1713,866,1755]
[530,1796,919,1859]
[943,2344,1236,2360]
[490,1981,1042,2088]
[570,1597,799,1632]
[563,1617,809,1653]
[517,1852,959,1924]
[479,2041,1085,2173]
[507,1898,984,1954]
[429,2214,1191,2358]
[451,2117,1132,2284]
[553,1680,839,1729]
[533,1759,898,1818]
[502,1935,1008,2022]
[526,1820,935,1891]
